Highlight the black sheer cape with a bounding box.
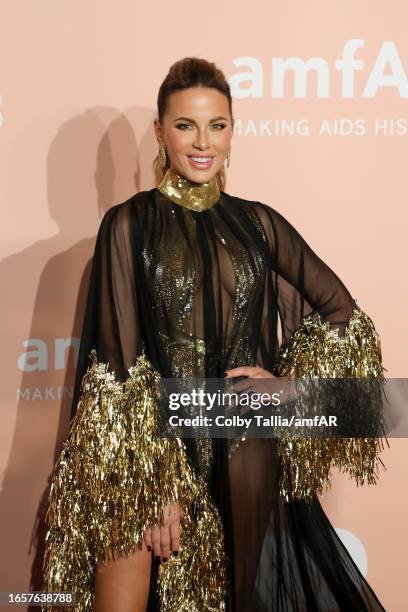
[42,185,387,611]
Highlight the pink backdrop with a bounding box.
[1,2,407,610]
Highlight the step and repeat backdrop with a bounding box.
[1,2,407,610]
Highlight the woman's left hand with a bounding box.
[224,366,275,381]
[223,366,295,415]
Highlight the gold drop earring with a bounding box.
[226,145,231,168]
[159,144,167,168]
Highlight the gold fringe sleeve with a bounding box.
[273,305,388,502]
[42,349,226,611]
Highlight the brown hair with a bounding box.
[153,57,234,190]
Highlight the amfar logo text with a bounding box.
[16,338,80,401]
[17,338,80,371]
[228,40,408,98]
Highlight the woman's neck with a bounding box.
[157,167,220,212]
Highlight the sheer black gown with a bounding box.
[42,169,387,611]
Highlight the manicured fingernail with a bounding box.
[172,551,179,557]
[223,372,227,377]
[162,557,168,563]
[147,545,152,552]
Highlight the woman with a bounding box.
[42,58,387,611]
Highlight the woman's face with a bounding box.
[154,86,233,184]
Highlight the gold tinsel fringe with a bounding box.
[42,350,226,611]
[274,305,389,502]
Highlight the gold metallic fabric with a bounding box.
[158,329,214,484]
[274,305,388,502]
[157,168,221,211]
[42,349,226,611]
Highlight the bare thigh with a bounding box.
[228,438,275,612]
[92,539,152,612]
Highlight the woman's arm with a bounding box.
[70,203,143,421]
[255,202,388,501]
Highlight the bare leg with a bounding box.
[92,540,152,612]
[228,438,275,612]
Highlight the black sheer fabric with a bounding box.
[69,186,385,611]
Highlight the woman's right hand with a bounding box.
[143,502,185,562]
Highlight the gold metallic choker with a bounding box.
[157,168,221,212]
